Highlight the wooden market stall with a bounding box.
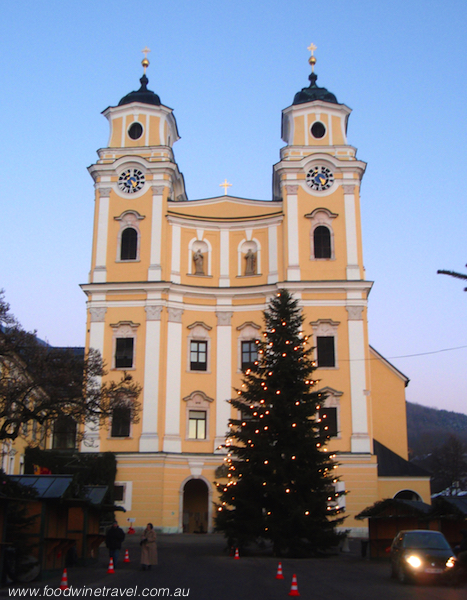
[8,475,112,579]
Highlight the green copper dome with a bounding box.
[293,72,338,105]
[118,74,161,107]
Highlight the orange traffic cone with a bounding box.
[107,557,115,574]
[124,549,130,563]
[288,574,300,596]
[275,562,284,579]
[59,568,69,590]
[234,548,240,559]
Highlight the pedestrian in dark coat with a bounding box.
[105,521,125,567]
[140,523,158,570]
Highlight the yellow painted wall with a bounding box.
[378,478,432,505]
[370,350,409,459]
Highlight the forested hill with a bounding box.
[407,401,467,458]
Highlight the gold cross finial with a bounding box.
[220,179,232,195]
[307,43,317,72]
[141,47,151,74]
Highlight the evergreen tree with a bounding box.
[215,290,345,557]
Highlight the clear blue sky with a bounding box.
[1,0,466,414]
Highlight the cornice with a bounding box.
[275,151,367,175]
[166,212,283,230]
[80,279,374,303]
[282,100,352,118]
[102,101,175,119]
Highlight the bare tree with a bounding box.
[437,265,467,291]
[0,291,141,444]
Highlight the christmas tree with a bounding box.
[215,290,345,556]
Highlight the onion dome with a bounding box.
[118,74,161,106]
[118,48,161,106]
[293,72,338,105]
[293,43,338,105]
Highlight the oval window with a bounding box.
[311,121,326,139]
[128,122,143,140]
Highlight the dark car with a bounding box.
[390,530,457,584]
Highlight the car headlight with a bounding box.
[446,557,456,569]
[405,554,422,569]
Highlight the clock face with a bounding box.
[118,168,145,194]
[306,166,334,191]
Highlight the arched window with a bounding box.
[305,208,337,260]
[314,226,331,259]
[120,227,138,260]
[52,416,77,450]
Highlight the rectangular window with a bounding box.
[111,406,131,437]
[318,407,338,438]
[114,484,125,502]
[115,338,134,368]
[317,336,335,367]
[241,340,258,370]
[190,341,207,371]
[188,410,206,439]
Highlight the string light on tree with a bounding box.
[214,289,346,556]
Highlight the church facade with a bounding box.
[80,51,430,534]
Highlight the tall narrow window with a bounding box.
[314,226,331,259]
[111,406,131,437]
[52,416,77,450]
[190,341,207,371]
[188,410,206,439]
[115,337,134,368]
[121,227,138,260]
[318,407,338,437]
[241,340,258,370]
[317,336,335,367]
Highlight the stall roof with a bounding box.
[9,475,73,499]
[433,495,467,517]
[356,497,433,520]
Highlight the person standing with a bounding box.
[140,523,158,571]
[105,520,125,567]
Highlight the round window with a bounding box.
[311,121,326,139]
[128,122,143,140]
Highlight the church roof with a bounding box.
[118,74,161,107]
[293,71,338,105]
[374,440,430,478]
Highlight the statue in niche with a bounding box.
[245,248,257,275]
[193,249,205,275]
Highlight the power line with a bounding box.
[387,345,467,360]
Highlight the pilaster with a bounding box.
[343,184,360,280]
[214,310,233,450]
[170,225,181,284]
[139,305,163,451]
[285,184,301,281]
[82,307,107,451]
[268,224,279,283]
[93,188,111,283]
[148,185,166,281]
[162,306,184,453]
[346,305,370,453]
[219,230,230,287]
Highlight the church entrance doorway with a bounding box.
[182,479,208,533]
